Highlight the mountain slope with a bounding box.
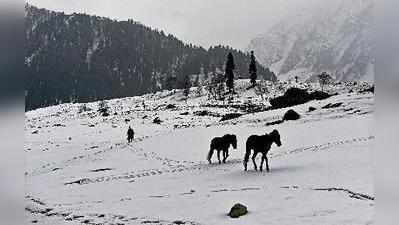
[247,0,374,82]
[25,5,276,111]
[25,82,374,225]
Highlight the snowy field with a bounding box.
[25,81,374,225]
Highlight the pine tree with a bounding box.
[225,52,235,93]
[249,51,257,87]
[255,78,269,101]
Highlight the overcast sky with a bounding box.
[27,0,327,50]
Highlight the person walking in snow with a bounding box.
[127,126,135,143]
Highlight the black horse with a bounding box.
[244,130,282,172]
[207,134,237,164]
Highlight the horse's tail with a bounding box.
[207,148,213,162]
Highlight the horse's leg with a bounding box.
[252,152,258,171]
[223,149,229,163]
[265,155,270,172]
[217,150,222,164]
[244,149,251,171]
[222,150,226,163]
[260,153,265,172]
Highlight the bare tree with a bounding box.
[318,72,332,92]
[98,100,110,116]
[195,84,204,97]
[206,73,225,101]
[255,79,269,101]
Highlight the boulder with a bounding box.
[228,203,248,218]
[308,106,317,112]
[283,109,300,121]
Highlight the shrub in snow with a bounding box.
[78,104,91,113]
[266,120,284,126]
[359,85,374,94]
[98,100,110,117]
[194,110,209,116]
[309,91,331,100]
[270,88,331,109]
[101,111,110,117]
[270,88,310,109]
[153,117,162,124]
[228,203,248,218]
[194,110,220,117]
[220,113,242,122]
[283,109,301,121]
[166,104,176,109]
[322,102,343,109]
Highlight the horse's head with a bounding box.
[230,134,237,149]
[270,129,282,147]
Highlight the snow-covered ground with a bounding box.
[25,81,374,225]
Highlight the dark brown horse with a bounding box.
[244,130,282,172]
[207,134,237,164]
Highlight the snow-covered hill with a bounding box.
[25,81,374,225]
[248,0,374,82]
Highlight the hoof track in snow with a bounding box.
[26,197,200,225]
[64,135,374,186]
[272,136,374,158]
[215,135,375,166]
[280,186,374,201]
[64,165,204,186]
[27,135,166,177]
[211,187,261,193]
[313,187,374,201]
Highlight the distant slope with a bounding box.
[247,0,374,82]
[25,5,276,110]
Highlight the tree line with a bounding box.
[25,4,276,110]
